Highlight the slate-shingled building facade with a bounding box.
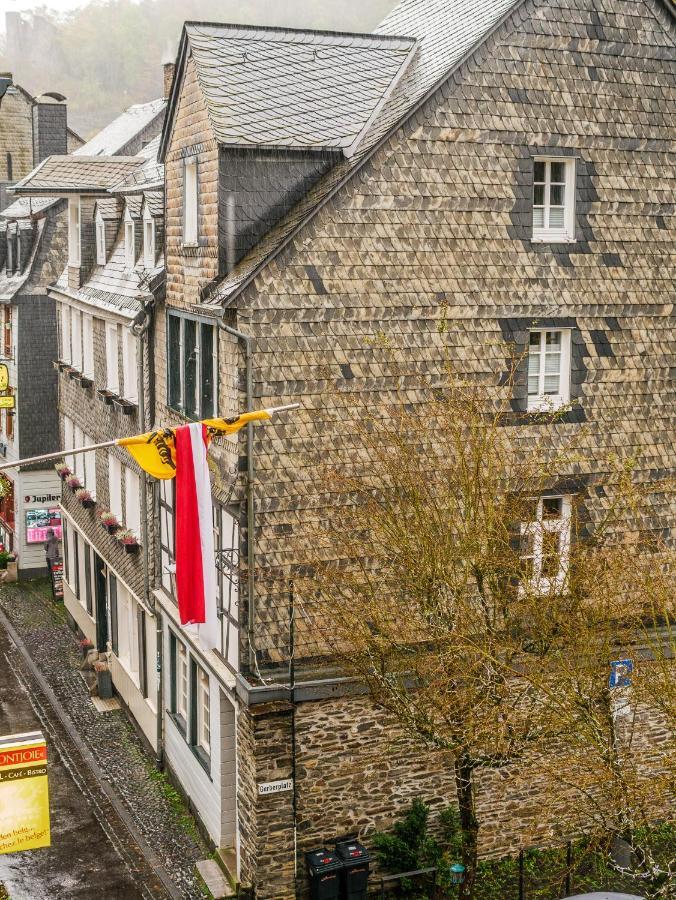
[13,1,675,896]
[152,0,675,895]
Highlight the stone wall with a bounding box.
[240,684,674,899]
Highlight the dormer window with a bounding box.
[68,198,81,266]
[143,205,155,269]
[183,156,198,247]
[95,210,106,265]
[124,208,135,270]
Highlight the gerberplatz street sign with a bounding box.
[0,730,51,853]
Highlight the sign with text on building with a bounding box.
[258,778,293,796]
[0,395,14,410]
[26,508,62,544]
[0,730,51,854]
[0,365,8,391]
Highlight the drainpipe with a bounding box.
[131,300,163,768]
[217,317,257,675]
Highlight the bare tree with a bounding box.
[303,372,674,899]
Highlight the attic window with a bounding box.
[124,208,135,270]
[532,158,576,242]
[143,206,155,269]
[95,211,106,265]
[183,157,198,247]
[68,198,81,266]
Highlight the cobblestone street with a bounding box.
[0,580,210,899]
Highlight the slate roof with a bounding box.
[0,218,46,301]
[0,196,57,220]
[50,233,160,319]
[110,136,164,193]
[199,0,522,309]
[161,22,417,158]
[11,156,144,196]
[73,98,166,157]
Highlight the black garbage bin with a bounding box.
[306,848,343,900]
[335,839,370,900]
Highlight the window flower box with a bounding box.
[116,528,139,554]
[96,389,115,405]
[55,463,71,480]
[74,488,95,510]
[98,510,119,534]
[66,475,82,492]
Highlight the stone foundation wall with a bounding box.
[240,685,674,899]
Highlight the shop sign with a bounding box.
[50,558,63,601]
[258,779,293,796]
[24,494,60,505]
[0,396,15,410]
[25,508,62,544]
[0,730,51,854]
[0,365,7,391]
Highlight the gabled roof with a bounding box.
[200,0,523,310]
[0,196,59,220]
[11,156,144,196]
[110,135,164,194]
[160,22,417,160]
[73,98,166,157]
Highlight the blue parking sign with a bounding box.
[609,659,633,688]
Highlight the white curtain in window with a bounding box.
[124,467,141,537]
[122,328,138,402]
[105,322,119,394]
[82,314,94,378]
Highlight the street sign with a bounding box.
[258,779,293,796]
[609,659,633,689]
[0,395,15,410]
[0,730,51,853]
[0,365,8,391]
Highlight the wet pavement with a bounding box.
[0,620,143,899]
[0,580,210,899]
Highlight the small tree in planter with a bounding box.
[55,463,71,480]
[116,529,139,554]
[65,474,82,493]
[93,660,113,699]
[74,488,95,510]
[78,637,94,659]
[98,510,119,534]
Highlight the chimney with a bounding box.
[163,62,175,100]
[32,95,68,166]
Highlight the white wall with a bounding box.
[17,468,63,574]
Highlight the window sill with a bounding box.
[526,399,568,414]
[111,396,137,415]
[530,235,576,244]
[182,242,199,250]
[168,711,187,737]
[96,388,116,405]
[190,743,212,778]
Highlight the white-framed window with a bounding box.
[71,308,82,371]
[124,466,140,537]
[183,156,198,246]
[143,205,155,268]
[95,211,106,265]
[159,480,174,594]
[167,312,217,419]
[121,327,138,403]
[124,208,135,270]
[520,495,571,594]
[527,329,571,412]
[68,197,80,266]
[532,157,575,242]
[82,313,94,379]
[195,666,210,755]
[60,303,71,364]
[105,322,119,394]
[215,505,240,672]
[108,454,123,523]
[115,582,139,678]
[63,415,73,470]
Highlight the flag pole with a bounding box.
[0,404,301,472]
[0,440,118,472]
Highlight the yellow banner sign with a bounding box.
[0,365,8,391]
[0,730,51,854]
[0,395,15,410]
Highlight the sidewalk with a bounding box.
[0,579,211,900]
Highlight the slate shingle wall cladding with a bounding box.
[226,0,676,665]
[16,293,59,459]
[0,89,33,183]
[31,103,68,165]
[164,57,220,313]
[217,149,337,273]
